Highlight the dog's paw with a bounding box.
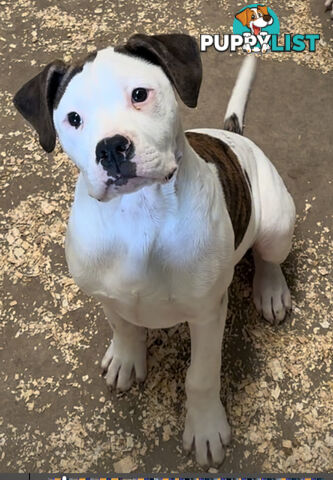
[183,400,231,468]
[101,338,147,391]
[253,262,291,325]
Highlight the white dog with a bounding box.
[13,34,295,468]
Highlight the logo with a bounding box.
[200,3,320,54]
[233,4,279,53]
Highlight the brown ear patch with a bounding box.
[13,51,97,153]
[185,131,252,249]
[13,60,68,152]
[235,8,252,27]
[115,33,202,108]
[53,51,97,109]
[257,5,269,16]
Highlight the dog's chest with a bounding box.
[66,187,231,327]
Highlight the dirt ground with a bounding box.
[0,0,332,475]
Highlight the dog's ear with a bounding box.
[235,8,252,26]
[115,33,202,108]
[257,5,269,16]
[13,60,68,153]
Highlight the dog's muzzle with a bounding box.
[96,135,136,184]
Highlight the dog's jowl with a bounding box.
[13,33,296,467]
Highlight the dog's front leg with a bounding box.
[183,293,231,467]
[101,303,147,391]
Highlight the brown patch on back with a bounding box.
[185,131,252,249]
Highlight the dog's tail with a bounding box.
[224,55,257,135]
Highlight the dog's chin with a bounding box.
[90,170,177,203]
[99,176,155,202]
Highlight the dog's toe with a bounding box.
[183,399,230,468]
[105,357,121,388]
[101,343,113,371]
[261,295,285,324]
[116,364,135,391]
[209,434,226,466]
[253,261,291,325]
[102,339,147,391]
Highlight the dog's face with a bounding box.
[13,34,202,201]
[54,49,180,201]
[235,6,273,35]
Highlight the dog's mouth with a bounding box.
[106,167,177,187]
[106,175,135,187]
[253,25,261,35]
[95,166,178,202]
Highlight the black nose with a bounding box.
[263,14,271,21]
[96,135,136,177]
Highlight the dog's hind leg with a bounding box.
[252,152,296,325]
[252,251,292,324]
[101,303,147,391]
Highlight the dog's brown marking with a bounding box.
[54,51,97,109]
[224,113,242,135]
[185,131,252,249]
[235,7,253,27]
[115,34,202,108]
[244,169,252,191]
[257,5,271,20]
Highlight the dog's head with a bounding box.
[13,34,202,201]
[235,5,273,35]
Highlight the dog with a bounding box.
[235,5,274,53]
[13,34,296,468]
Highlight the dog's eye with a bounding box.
[251,14,255,19]
[67,112,82,128]
[131,88,148,103]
